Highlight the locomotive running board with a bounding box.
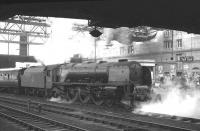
[53,82,131,87]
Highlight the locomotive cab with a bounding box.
[133,65,152,101]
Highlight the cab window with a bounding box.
[47,70,51,77]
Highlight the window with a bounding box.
[164,40,172,49]
[120,47,125,55]
[177,39,182,48]
[164,41,167,48]
[128,45,134,54]
[176,31,182,36]
[176,53,182,61]
[47,70,51,77]
[164,30,171,38]
[7,74,10,80]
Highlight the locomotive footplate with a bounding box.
[53,82,131,87]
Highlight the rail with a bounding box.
[0,103,88,131]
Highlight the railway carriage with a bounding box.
[0,69,20,93]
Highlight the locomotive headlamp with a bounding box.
[89,27,102,37]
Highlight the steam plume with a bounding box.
[136,79,200,118]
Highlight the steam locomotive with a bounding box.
[0,60,152,107]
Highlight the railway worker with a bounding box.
[171,75,175,81]
[160,77,164,85]
[179,75,189,90]
[171,75,177,85]
[165,75,171,82]
[196,75,200,86]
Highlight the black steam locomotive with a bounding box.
[0,60,152,107]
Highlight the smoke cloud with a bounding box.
[103,27,158,45]
[103,27,133,45]
[135,79,200,118]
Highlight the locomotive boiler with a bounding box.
[53,60,152,106]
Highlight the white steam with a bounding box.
[48,97,67,103]
[136,79,200,118]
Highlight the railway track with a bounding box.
[0,104,88,131]
[133,110,200,124]
[0,95,199,131]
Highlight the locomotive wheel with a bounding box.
[24,88,28,96]
[64,88,78,104]
[78,88,90,104]
[91,89,104,106]
[105,98,114,107]
[28,88,34,96]
[51,87,60,98]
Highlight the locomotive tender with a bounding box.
[0,60,152,106]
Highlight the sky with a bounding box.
[0,17,123,65]
[30,18,95,65]
[1,18,199,66]
[29,18,121,65]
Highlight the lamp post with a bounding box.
[94,37,97,62]
[89,27,102,62]
[171,30,174,60]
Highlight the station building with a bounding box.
[104,30,200,83]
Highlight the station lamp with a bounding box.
[89,27,102,37]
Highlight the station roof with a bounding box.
[0,55,37,68]
[0,0,199,34]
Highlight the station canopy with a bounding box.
[0,0,200,34]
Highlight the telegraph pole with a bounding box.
[171,30,174,60]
